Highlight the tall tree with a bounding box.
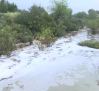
[8,2,18,12]
[88,9,97,19]
[0,0,8,13]
[49,0,72,23]
[73,12,88,19]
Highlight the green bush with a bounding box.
[86,19,99,34]
[40,27,54,47]
[0,15,7,25]
[6,16,14,24]
[15,5,56,34]
[0,25,17,56]
[0,0,18,13]
[41,12,56,32]
[15,10,29,26]
[0,23,3,29]
[15,5,46,32]
[55,19,67,37]
[11,24,33,43]
[63,18,79,32]
[78,40,99,49]
[7,2,18,12]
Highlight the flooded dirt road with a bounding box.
[0,30,99,91]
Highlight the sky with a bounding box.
[8,0,99,14]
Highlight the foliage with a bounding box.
[55,19,67,37]
[0,0,8,13]
[50,0,72,23]
[40,27,54,47]
[78,40,99,49]
[88,9,97,19]
[0,14,7,26]
[96,10,99,14]
[0,0,18,13]
[41,12,56,32]
[15,10,29,26]
[0,12,19,26]
[15,5,46,32]
[49,0,79,33]
[0,25,17,56]
[7,2,18,12]
[73,12,88,19]
[11,24,33,44]
[40,27,54,39]
[63,18,79,32]
[15,5,57,34]
[6,15,14,24]
[86,19,99,34]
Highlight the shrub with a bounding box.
[86,19,99,34]
[0,23,3,29]
[40,27,54,47]
[15,10,29,26]
[15,5,46,33]
[11,24,33,43]
[78,40,99,49]
[63,18,79,32]
[15,5,56,34]
[5,12,19,24]
[18,34,33,44]
[6,16,14,24]
[0,15,7,25]
[41,12,56,32]
[55,19,67,37]
[0,25,17,56]
[0,0,18,13]
[18,34,28,43]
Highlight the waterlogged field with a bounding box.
[0,29,99,91]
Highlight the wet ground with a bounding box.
[0,29,99,91]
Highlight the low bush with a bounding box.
[63,18,79,32]
[0,25,17,56]
[11,24,33,44]
[15,6,56,34]
[86,19,99,34]
[55,19,67,37]
[40,27,54,47]
[78,40,99,49]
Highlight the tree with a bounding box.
[49,0,72,23]
[0,0,18,13]
[96,10,99,14]
[88,9,97,19]
[73,12,88,19]
[49,0,79,33]
[8,2,18,12]
[0,0,8,13]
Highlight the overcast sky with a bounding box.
[8,0,99,14]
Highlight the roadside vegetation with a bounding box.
[0,0,99,56]
[75,9,99,48]
[78,40,99,49]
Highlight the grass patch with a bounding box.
[6,12,20,17]
[78,40,99,49]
